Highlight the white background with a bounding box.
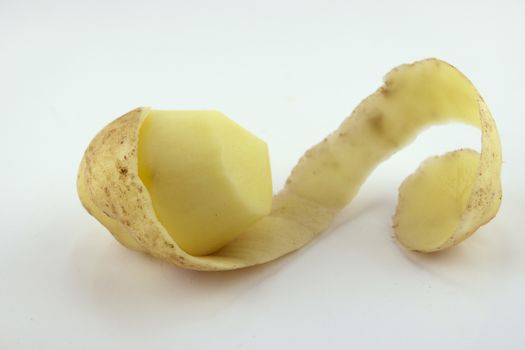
[1,0,524,349]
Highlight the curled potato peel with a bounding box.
[77,58,502,270]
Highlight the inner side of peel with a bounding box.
[394,149,480,251]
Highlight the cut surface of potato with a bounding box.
[77,58,502,270]
[137,110,272,256]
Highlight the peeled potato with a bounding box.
[138,110,272,256]
[77,58,502,270]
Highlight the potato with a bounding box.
[77,58,502,270]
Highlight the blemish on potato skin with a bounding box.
[369,113,384,133]
[380,86,391,97]
[367,112,399,147]
[110,202,117,215]
[164,241,175,249]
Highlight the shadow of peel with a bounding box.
[69,230,293,328]
[396,219,510,287]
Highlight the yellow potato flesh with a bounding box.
[77,58,502,271]
[137,110,272,256]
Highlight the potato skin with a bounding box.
[77,152,144,252]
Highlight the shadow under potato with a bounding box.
[69,186,508,328]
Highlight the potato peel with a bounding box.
[77,58,502,270]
